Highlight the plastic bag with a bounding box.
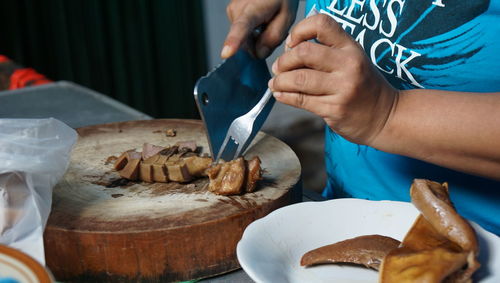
[0,118,77,265]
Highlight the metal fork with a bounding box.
[215,88,273,162]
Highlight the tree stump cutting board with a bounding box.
[44,119,301,282]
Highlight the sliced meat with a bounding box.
[167,153,182,162]
[152,164,168,182]
[379,179,480,283]
[184,156,212,177]
[143,154,160,164]
[244,156,262,193]
[114,151,129,170]
[155,155,168,165]
[207,157,245,195]
[301,235,400,270]
[114,151,141,180]
[139,163,153,182]
[118,156,141,180]
[410,180,478,253]
[165,161,191,183]
[175,140,197,152]
[159,145,178,159]
[142,143,165,160]
[114,150,141,170]
[381,246,469,283]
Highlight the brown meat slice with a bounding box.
[117,153,141,180]
[184,156,212,177]
[143,154,160,164]
[167,153,182,162]
[175,140,197,152]
[152,164,168,182]
[301,235,401,270]
[207,157,245,195]
[244,156,262,192]
[159,145,178,159]
[165,161,191,183]
[114,152,129,170]
[139,163,153,182]
[379,179,480,283]
[142,143,164,160]
[114,150,141,170]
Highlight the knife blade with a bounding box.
[193,49,273,160]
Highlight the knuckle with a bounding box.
[295,93,307,108]
[315,14,334,30]
[273,74,284,90]
[294,70,308,90]
[345,54,365,74]
[295,42,312,58]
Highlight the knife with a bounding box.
[193,49,274,160]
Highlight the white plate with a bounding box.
[237,199,500,283]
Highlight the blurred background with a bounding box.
[0,0,326,193]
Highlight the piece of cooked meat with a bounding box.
[139,163,153,182]
[301,235,400,270]
[159,145,179,159]
[116,151,141,180]
[379,179,480,283]
[152,163,168,182]
[113,143,262,195]
[184,156,213,177]
[165,161,191,183]
[175,140,197,152]
[244,156,262,193]
[207,157,245,195]
[142,143,165,160]
[114,150,140,170]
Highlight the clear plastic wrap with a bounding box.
[0,118,77,265]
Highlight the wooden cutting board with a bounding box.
[44,119,301,282]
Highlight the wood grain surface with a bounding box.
[43,119,301,282]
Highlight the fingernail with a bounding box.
[221,45,231,58]
[257,46,270,59]
[271,61,278,74]
[273,92,282,98]
[268,78,274,89]
[285,34,292,48]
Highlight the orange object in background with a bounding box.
[0,54,52,90]
[0,55,10,63]
[9,68,52,90]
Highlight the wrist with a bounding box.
[365,87,402,149]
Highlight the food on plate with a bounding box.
[301,235,400,270]
[113,142,262,195]
[380,179,480,283]
[300,179,480,283]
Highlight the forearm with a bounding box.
[371,89,500,180]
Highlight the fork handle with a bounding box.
[248,88,273,118]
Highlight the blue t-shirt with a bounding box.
[305,0,500,234]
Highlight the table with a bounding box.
[0,81,325,282]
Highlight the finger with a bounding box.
[269,69,333,95]
[222,5,269,59]
[255,9,292,58]
[288,14,352,49]
[272,41,346,74]
[273,91,326,115]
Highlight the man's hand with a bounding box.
[222,0,299,59]
[269,14,399,146]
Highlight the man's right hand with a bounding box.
[221,0,299,59]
